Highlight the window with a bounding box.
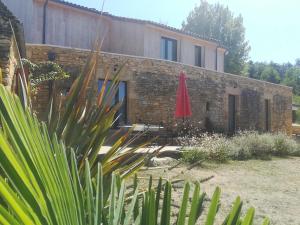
[98,80,127,126]
[195,46,203,67]
[206,102,210,111]
[160,37,177,61]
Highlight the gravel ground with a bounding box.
[137,157,300,225]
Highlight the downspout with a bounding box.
[42,0,49,44]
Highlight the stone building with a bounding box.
[1,0,293,134]
[27,45,292,134]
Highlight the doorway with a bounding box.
[265,99,270,132]
[228,95,236,134]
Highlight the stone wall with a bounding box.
[26,44,293,134]
[0,0,25,87]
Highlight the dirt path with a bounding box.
[138,157,300,225]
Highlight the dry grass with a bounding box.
[137,157,300,225]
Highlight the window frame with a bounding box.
[160,36,177,62]
[195,45,203,67]
[98,79,128,126]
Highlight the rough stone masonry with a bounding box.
[26,44,293,135]
[0,0,25,88]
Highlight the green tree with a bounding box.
[182,0,250,75]
[283,67,300,95]
[260,66,281,84]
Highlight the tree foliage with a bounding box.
[283,67,300,95]
[260,66,281,84]
[243,59,300,96]
[182,0,250,75]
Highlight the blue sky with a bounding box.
[69,0,300,64]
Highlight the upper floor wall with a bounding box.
[2,0,225,72]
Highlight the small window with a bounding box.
[206,102,210,111]
[160,37,177,61]
[195,46,203,67]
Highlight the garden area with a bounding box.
[1,0,300,224]
[0,49,282,224]
[139,157,300,225]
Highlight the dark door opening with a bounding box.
[265,99,270,132]
[228,95,236,134]
[98,80,127,127]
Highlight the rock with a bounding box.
[147,157,179,167]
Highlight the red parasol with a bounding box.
[175,72,192,118]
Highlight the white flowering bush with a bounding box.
[180,131,300,164]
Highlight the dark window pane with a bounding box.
[195,46,202,67]
[119,82,127,124]
[161,37,177,61]
[172,39,177,61]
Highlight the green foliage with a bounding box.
[231,132,299,160]
[294,108,300,124]
[45,47,156,184]
[21,58,70,86]
[260,66,281,84]
[182,0,250,75]
[180,132,299,163]
[293,95,300,105]
[242,60,300,95]
[182,134,230,164]
[283,67,300,95]
[181,148,207,164]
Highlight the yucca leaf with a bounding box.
[123,187,139,225]
[241,207,255,225]
[188,182,200,225]
[94,164,103,225]
[160,181,171,225]
[261,217,270,225]
[226,196,243,225]
[205,187,221,225]
[0,205,21,225]
[155,177,162,225]
[109,174,117,225]
[176,182,190,225]
[148,190,156,225]
[113,181,126,225]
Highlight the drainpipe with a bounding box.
[42,0,49,44]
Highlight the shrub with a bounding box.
[180,133,230,163]
[272,133,299,156]
[180,131,300,163]
[182,147,207,164]
[230,131,274,160]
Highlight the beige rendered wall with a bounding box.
[217,48,225,72]
[1,0,43,44]
[45,2,110,51]
[143,25,224,72]
[109,19,145,56]
[204,45,217,70]
[2,0,225,71]
[2,0,111,50]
